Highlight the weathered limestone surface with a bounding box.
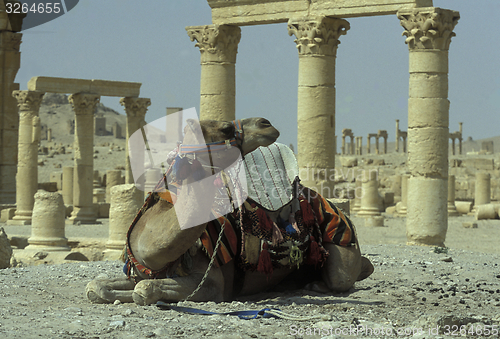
[25,191,69,251]
[62,166,74,205]
[208,0,433,25]
[399,7,459,247]
[27,77,141,97]
[106,184,143,254]
[120,97,151,184]
[106,170,123,203]
[68,93,100,224]
[8,90,44,225]
[187,25,241,121]
[474,172,491,207]
[289,16,349,197]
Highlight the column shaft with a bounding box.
[399,7,459,246]
[187,25,241,121]
[8,91,44,225]
[288,17,349,198]
[120,97,151,184]
[0,31,22,203]
[68,93,100,224]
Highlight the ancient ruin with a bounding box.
[341,128,355,155]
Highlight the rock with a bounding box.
[109,320,125,328]
[0,227,13,269]
[463,222,478,228]
[340,157,358,168]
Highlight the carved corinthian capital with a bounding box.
[288,17,350,56]
[398,7,460,50]
[119,97,151,118]
[69,93,100,115]
[186,24,241,63]
[12,90,45,117]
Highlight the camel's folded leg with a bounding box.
[132,270,224,306]
[321,242,374,292]
[86,277,136,304]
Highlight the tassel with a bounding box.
[272,222,283,245]
[289,214,300,234]
[191,158,205,181]
[306,236,322,267]
[289,245,303,268]
[300,199,315,225]
[257,243,273,277]
[285,223,296,234]
[256,208,273,231]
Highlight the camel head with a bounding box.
[176,118,279,176]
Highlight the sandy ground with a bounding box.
[1,213,500,339]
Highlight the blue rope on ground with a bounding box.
[156,301,281,320]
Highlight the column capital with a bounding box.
[186,24,241,63]
[69,93,100,115]
[398,7,460,51]
[12,90,45,116]
[0,31,22,51]
[119,97,151,118]
[287,17,350,56]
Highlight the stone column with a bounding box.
[0,29,22,203]
[105,184,144,259]
[62,166,74,205]
[383,137,387,154]
[120,97,151,184]
[398,174,408,216]
[358,171,381,217]
[341,136,346,155]
[474,172,491,209]
[25,191,69,251]
[447,175,458,216]
[375,137,380,155]
[395,119,400,152]
[367,135,371,154]
[8,90,44,225]
[398,7,459,246]
[458,122,463,155]
[68,93,100,224]
[186,25,241,121]
[106,169,122,203]
[288,17,349,198]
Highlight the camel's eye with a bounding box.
[220,124,234,136]
[259,118,271,127]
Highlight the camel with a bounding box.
[86,117,373,305]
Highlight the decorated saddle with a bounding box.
[125,143,356,280]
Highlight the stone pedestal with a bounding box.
[447,175,458,216]
[187,25,241,121]
[105,184,144,257]
[62,166,74,205]
[106,170,123,203]
[352,179,362,214]
[399,7,459,246]
[68,93,100,224]
[0,30,22,204]
[25,191,69,251]
[8,90,45,225]
[120,97,151,184]
[288,17,349,198]
[357,171,381,217]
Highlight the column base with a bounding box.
[68,206,98,224]
[103,249,124,261]
[447,203,459,217]
[357,209,381,217]
[105,240,126,251]
[7,218,31,226]
[24,244,71,252]
[27,237,69,250]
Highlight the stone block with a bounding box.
[49,172,63,190]
[0,208,15,222]
[38,182,58,192]
[364,216,384,227]
[462,222,478,229]
[461,158,494,170]
[209,0,432,25]
[340,157,357,168]
[28,77,141,97]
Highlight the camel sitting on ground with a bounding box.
[86,118,373,305]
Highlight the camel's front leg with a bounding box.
[132,268,225,305]
[86,277,136,304]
